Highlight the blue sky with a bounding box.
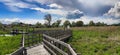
[0,0,120,24]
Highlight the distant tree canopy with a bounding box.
[0,13,120,29]
[63,20,71,27]
[0,22,2,26]
[76,21,84,27]
[44,14,52,27]
[0,22,3,28]
[71,21,76,27]
[96,22,107,26]
[89,21,95,26]
[35,22,42,28]
[52,20,61,27]
[111,23,120,26]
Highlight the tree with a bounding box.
[56,20,61,27]
[52,22,57,27]
[11,22,20,27]
[35,22,42,28]
[111,23,120,26]
[89,21,95,26]
[71,21,76,27]
[52,20,61,27]
[18,22,25,27]
[96,22,101,26]
[44,14,52,27]
[0,22,2,27]
[76,21,84,27]
[0,22,3,30]
[63,20,71,27]
[96,22,107,26]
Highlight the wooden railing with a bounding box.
[24,33,42,47]
[10,33,27,55]
[10,30,42,55]
[10,30,77,55]
[32,30,72,40]
[43,34,77,55]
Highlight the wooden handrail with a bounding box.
[43,39,68,55]
[43,34,77,55]
[10,47,25,55]
[11,31,27,55]
[11,30,76,55]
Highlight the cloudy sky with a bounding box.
[0,0,120,24]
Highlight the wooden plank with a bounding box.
[43,34,77,55]
[67,44,77,55]
[43,39,68,55]
[42,42,56,55]
[11,47,24,55]
[43,34,69,47]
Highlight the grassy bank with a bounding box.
[69,26,120,55]
[0,35,21,55]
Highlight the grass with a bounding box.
[0,26,120,55]
[0,35,21,55]
[69,26,120,55]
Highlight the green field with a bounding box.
[0,26,120,55]
[69,26,120,55]
[0,35,21,55]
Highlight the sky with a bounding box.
[0,0,120,24]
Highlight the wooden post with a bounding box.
[32,27,35,32]
[24,48,27,55]
[27,34,30,47]
[39,34,41,43]
[22,30,25,47]
[22,30,25,55]
[32,34,34,46]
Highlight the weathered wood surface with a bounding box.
[24,33,42,47]
[11,30,77,55]
[11,34,26,55]
[10,31,27,55]
[27,44,50,55]
[43,34,77,55]
[10,47,26,55]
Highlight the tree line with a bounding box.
[0,14,120,29]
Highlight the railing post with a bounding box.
[24,48,27,55]
[27,34,29,47]
[39,34,41,43]
[32,34,34,46]
[22,31,25,47]
[22,30,27,55]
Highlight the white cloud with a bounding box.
[66,10,84,19]
[104,2,120,18]
[79,16,120,25]
[0,16,120,25]
[0,0,36,12]
[79,0,119,6]
[0,18,20,24]
[26,0,53,4]
[27,0,120,16]
[48,3,63,9]
[21,19,45,24]
[0,0,119,25]
[0,18,45,24]
[60,16,120,25]
[6,2,30,8]
[31,7,68,16]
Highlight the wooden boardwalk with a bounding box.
[11,30,77,55]
[27,44,50,55]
